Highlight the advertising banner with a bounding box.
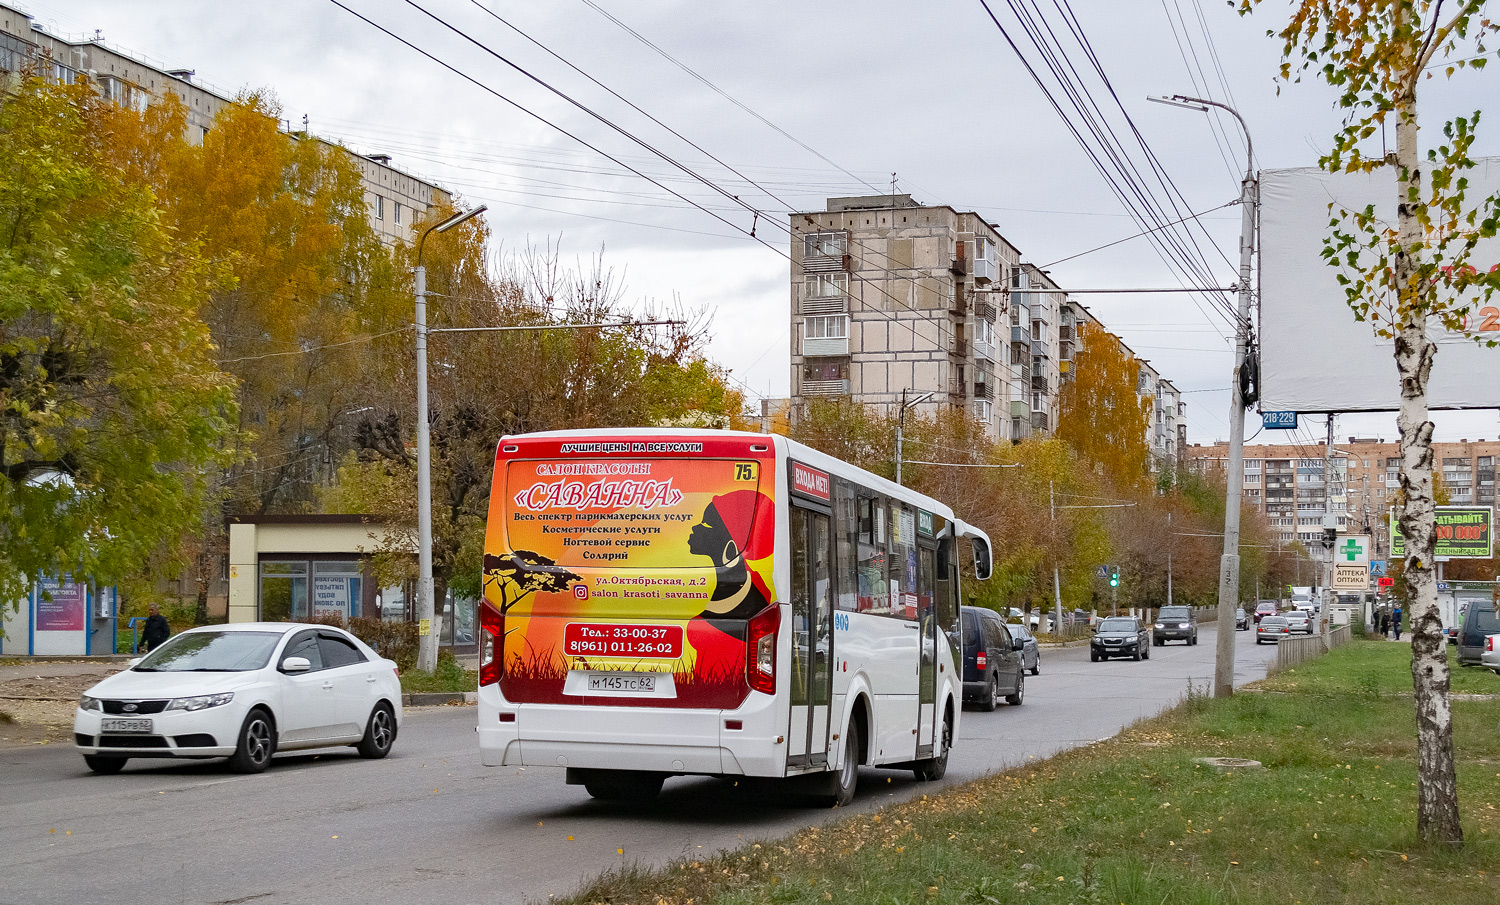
[1332,535,1371,591]
[1390,506,1494,559]
[1260,163,1500,412]
[486,440,776,709]
[35,579,88,632]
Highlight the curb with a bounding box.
[403,691,477,706]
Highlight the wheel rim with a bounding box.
[841,736,858,789]
[991,677,999,707]
[372,709,393,749]
[246,717,272,765]
[1017,675,1024,703]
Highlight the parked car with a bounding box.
[959,606,1025,710]
[1448,604,1468,645]
[74,623,402,775]
[1091,616,1150,662]
[1008,622,1041,675]
[1458,603,1500,666]
[1235,607,1250,631]
[1283,610,1313,634]
[1481,634,1500,675]
[1153,605,1198,646]
[1254,601,1280,624]
[1256,615,1291,644]
[1007,607,1042,629]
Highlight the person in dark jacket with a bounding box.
[141,603,170,653]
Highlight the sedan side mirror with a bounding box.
[281,656,311,673]
[1013,638,1026,652]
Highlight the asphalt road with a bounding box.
[0,626,1276,905]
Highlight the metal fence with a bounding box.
[1276,624,1353,671]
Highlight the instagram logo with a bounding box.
[572,585,588,600]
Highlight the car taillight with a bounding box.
[746,604,780,695]
[479,603,503,687]
[976,651,987,670]
[1487,636,1495,652]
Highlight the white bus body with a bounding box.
[476,429,991,802]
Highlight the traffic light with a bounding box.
[1109,567,1120,588]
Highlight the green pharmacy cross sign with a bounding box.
[1340,538,1363,561]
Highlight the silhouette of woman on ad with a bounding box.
[686,489,775,677]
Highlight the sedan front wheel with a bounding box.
[357,703,397,759]
[228,708,275,774]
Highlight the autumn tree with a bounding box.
[1243,0,1500,843]
[1057,320,1153,492]
[0,77,236,604]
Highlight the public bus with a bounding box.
[477,428,992,806]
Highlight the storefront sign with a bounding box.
[312,576,353,621]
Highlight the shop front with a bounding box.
[1,577,117,656]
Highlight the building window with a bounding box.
[394,201,402,225]
[803,360,849,381]
[973,399,993,424]
[975,317,994,347]
[375,195,385,220]
[803,273,847,299]
[803,315,849,340]
[803,231,847,258]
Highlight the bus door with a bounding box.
[788,503,834,768]
[916,543,938,758]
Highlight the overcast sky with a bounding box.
[31,0,1500,450]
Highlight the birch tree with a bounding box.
[1243,0,1500,844]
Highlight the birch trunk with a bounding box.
[1392,88,1463,845]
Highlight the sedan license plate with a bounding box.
[101,718,152,733]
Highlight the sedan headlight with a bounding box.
[1178,623,1191,629]
[1154,623,1164,629]
[166,692,235,712]
[79,695,102,712]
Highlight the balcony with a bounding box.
[949,377,967,400]
[949,296,969,317]
[1031,373,1048,393]
[802,253,852,274]
[949,255,968,277]
[950,338,969,358]
[801,379,850,397]
[976,300,998,322]
[1011,325,1030,344]
[972,256,997,284]
[973,338,997,362]
[800,294,847,316]
[1031,411,1049,431]
[974,378,995,400]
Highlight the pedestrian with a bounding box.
[1392,605,1403,641]
[1378,607,1389,637]
[141,602,170,653]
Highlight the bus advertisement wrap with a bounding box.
[1389,506,1493,559]
[484,448,776,709]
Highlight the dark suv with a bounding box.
[957,606,1025,710]
[1153,605,1198,646]
[1457,601,1500,666]
[1091,616,1150,662]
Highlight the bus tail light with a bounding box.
[975,650,987,671]
[746,605,780,695]
[479,604,503,687]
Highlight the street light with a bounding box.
[1148,94,1255,698]
[414,204,487,674]
[894,388,934,485]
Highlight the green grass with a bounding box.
[562,640,1500,905]
[398,652,475,694]
[1261,639,1500,696]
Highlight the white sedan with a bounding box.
[74,623,402,774]
[1482,634,1500,675]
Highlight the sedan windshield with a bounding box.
[1098,618,1137,632]
[135,631,282,672]
[1158,607,1190,621]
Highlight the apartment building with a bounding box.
[0,3,448,245]
[788,195,1190,456]
[1185,437,1499,559]
[789,195,1020,442]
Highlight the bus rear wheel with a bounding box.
[581,770,664,802]
[912,713,951,782]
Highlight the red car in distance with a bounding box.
[1253,601,1280,624]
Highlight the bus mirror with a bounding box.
[971,536,992,581]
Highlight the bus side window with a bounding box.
[833,478,859,613]
[855,493,886,614]
[935,537,957,632]
[889,501,917,621]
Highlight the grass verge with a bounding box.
[398,651,475,694]
[562,640,1500,905]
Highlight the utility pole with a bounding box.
[1151,95,1257,699]
[1051,481,1063,630]
[1321,415,1338,637]
[1166,510,1173,607]
[894,389,933,486]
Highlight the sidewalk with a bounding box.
[0,660,128,748]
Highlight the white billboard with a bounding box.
[1259,162,1500,412]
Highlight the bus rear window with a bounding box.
[501,458,773,570]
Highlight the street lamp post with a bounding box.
[894,389,934,486]
[414,204,487,674]
[1149,94,1255,698]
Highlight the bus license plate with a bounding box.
[101,719,152,733]
[588,673,655,693]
